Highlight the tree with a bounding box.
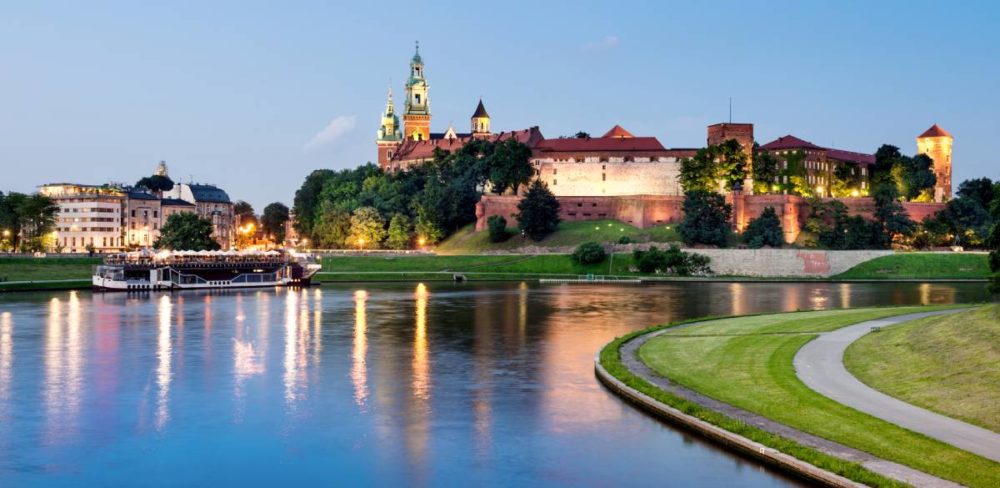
[516,180,561,241]
[155,213,220,250]
[234,200,257,226]
[941,197,991,247]
[716,139,749,192]
[293,169,336,238]
[989,196,1000,295]
[0,192,27,251]
[487,215,509,243]
[261,202,290,244]
[572,242,607,264]
[831,163,864,197]
[574,131,590,139]
[348,206,387,249]
[679,147,718,193]
[386,213,413,250]
[678,190,731,247]
[486,139,534,195]
[957,178,996,209]
[2,193,59,252]
[313,203,351,249]
[135,174,175,193]
[632,245,711,276]
[751,149,781,194]
[872,183,915,248]
[743,207,783,248]
[892,154,936,201]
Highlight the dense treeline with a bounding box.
[0,192,59,252]
[293,139,535,249]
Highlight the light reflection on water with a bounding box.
[0,281,987,486]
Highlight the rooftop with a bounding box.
[918,124,952,139]
[760,135,824,151]
[601,125,635,139]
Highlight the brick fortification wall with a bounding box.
[535,160,682,197]
[476,194,944,243]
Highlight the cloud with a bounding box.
[583,35,620,51]
[304,115,357,151]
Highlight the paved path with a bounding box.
[794,309,1000,463]
[619,319,961,488]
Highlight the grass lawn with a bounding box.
[637,306,1000,488]
[317,253,627,278]
[0,257,100,282]
[435,220,679,254]
[845,305,1000,432]
[835,252,990,280]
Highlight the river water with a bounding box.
[0,282,987,487]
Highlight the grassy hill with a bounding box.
[436,220,679,254]
[834,252,990,280]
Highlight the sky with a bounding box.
[2,1,998,210]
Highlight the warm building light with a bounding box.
[850,189,860,197]
[418,237,426,246]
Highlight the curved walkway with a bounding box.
[616,319,961,488]
[794,309,1000,463]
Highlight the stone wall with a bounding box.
[692,249,893,277]
[534,160,682,197]
[476,193,945,242]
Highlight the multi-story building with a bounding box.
[124,190,162,248]
[163,183,235,249]
[759,135,873,197]
[39,183,126,253]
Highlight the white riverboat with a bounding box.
[92,249,322,291]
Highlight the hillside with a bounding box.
[435,220,679,254]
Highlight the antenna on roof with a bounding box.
[728,97,732,124]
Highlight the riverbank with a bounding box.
[1,251,992,292]
[599,307,1000,488]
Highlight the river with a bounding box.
[0,282,987,486]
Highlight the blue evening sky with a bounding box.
[2,1,998,209]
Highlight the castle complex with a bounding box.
[375,45,954,239]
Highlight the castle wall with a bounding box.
[533,160,682,197]
[475,194,945,244]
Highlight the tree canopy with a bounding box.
[0,192,58,252]
[679,139,748,193]
[261,202,290,244]
[516,180,561,241]
[135,174,175,193]
[155,213,220,251]
[743,206,784,248]
[678,190,731,247]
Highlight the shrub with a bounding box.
[617,236,633,244]
[743,207,784,248]
[632,245,711,276]
[487,215,509,243]
[572,241,607,264]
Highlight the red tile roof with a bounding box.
[918,124,952,138]
[760,135,823,151]
[534,136,665,153]
[391,127,544,162]
[825,148,875,166]
[601,125,635,138]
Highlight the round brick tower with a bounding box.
[916,124,953,202]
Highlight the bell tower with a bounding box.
[916,124,953,202]
[470,99,491,139]
[403,41,431,142]
[376,88,403,169]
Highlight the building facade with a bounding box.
[162,183,235,249]
[39,183,126,253]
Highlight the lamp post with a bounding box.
[357,238,365,252]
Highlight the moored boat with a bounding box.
[92,249,321,291]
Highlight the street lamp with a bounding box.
[357,238,365,251]
[417,237,426,247]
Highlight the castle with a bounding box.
[375,44,954,239]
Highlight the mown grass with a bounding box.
[318,253,631,277]
[599,314,908,488]
[0,257,99,282]
[436,220,679,254]
[845,305,1000,432]
[835,252,990,280]
[636,306,999,488]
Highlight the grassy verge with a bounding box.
[634,306,999,488]
[835,253,990,280]
[845,305,1000,432]
[0,257,100,282]
[0,279,91,292]
[436,220,678,254]
[599,313,909,488]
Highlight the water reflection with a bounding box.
[0,282,988,487]
[352,289,369,407]
[156,295,172,430]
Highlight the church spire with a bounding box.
[403,41,431,141]
[377,87,402,142]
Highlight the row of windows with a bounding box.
[57,227,117,233]
[130,209,159,218]
[60,207,118,213]
[60,217,117,223]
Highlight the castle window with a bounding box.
[415,94,421,104]
[602,173,606,181]
[553,179,557,185]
